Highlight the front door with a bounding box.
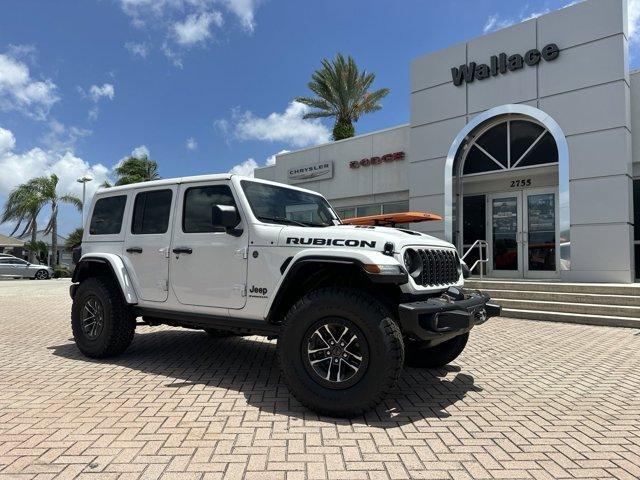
[487,188,558,278]
[170,181,248,309]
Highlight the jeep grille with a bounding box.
[416,249,460,287]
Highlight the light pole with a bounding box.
[77,175,93,227]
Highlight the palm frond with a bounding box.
[296,53,390,139]
[60,194,82,211]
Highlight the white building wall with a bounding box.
[256,0,637,283]
[256,125,410,208]
[409,0,633,282]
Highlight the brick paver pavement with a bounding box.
[1,280,639,479]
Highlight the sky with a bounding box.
[1,0,639,237]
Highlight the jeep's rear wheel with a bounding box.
[71,276,136,358]
[404,333,469,368]
[278,287,404,417]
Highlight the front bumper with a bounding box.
[398,287,501,343]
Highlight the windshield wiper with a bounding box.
[257,216,309,227]
[257,216,329,228]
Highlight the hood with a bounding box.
[276,224,454,250]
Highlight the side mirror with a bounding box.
[212,204,242,236]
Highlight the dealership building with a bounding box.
[256,0,640,283]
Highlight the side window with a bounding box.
[0,258,26,265]
[89,195,127,235]
[132,189,173,235]
[183,185,239,233]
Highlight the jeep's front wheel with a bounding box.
[278,287,404,417]
[71,277,136,358]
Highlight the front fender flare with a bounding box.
[72,253,138,304]
[264,248,404,319]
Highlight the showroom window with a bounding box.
[462,118,558,175]
[334,201,409,220]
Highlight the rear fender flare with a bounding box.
[72,253,138,304]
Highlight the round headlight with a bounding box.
[403,249,422,279]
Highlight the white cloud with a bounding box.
[125,41,150,58]
[482,8,549,34]
[131,145,150,158]
[630,0,640,44]
[228,101,331,148]
[0,127,16,153]
[162,42,184,68]
[228,149,288,177]
[186,137,198,150]
[223,0,259,31]
[41,120,92,151]
[229,158,259,176]
[173,11,223,46]
[0,51,58,120]
[116,0,261,65]
[89,83,115,102]
[213,118,230,134]
[0,127,110,203]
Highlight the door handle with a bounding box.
[172,247,193,254]
[126,247,143,254]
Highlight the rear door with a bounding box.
[123,186,176,302]
[0,258,15,276]
[170,181,248,309]
[3,258,30,277]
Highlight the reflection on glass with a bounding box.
[492,197,518,271]
[527,194,555,271]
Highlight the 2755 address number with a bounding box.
[510,178,532,188]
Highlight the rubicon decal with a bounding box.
[286,237,377,248]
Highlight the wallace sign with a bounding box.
[451,43,560,86]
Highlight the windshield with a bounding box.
[241,180,340,227]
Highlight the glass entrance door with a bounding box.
[524,189,558,278]
[487,188,558,278]
[489,195,522,277]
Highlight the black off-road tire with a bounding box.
[404,332,469,368]
[71,276,136,359]
[278,287,404,417]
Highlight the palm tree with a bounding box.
[31,174,82,266]
[295,53,390,141]
[1,183,45,262]
[23,240,48,264]
[114,155,160,186]
[65,227,83,249]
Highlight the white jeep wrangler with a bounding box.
[70,174,500,417]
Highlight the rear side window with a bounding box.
[132,189,173,235]
[183,185,238,233]
[89,195,127,235]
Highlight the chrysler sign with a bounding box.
[451,43,560,86]
[288,161,333,183]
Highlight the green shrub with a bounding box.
[53,266,72,278]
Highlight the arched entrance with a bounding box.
[444,105,570,279]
